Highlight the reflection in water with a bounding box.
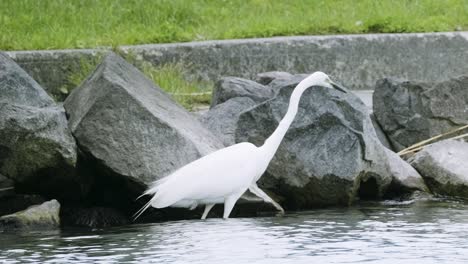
[1,198,468,263]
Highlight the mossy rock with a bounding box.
[0,199,60,231]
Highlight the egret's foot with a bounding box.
[274,206,285,216]
[269,199,285,215]
[249,183,285,216]
[201,204,215,220]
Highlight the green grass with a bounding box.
[67,54,212,110]
[139,61,212,110]
[1,0,467,51]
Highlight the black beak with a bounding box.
[331,81,348,93]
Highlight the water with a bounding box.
[2,198,468,264]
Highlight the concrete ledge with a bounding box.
[5,32,468,97]
[121,32,468,90]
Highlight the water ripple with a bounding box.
[1,199,468,263]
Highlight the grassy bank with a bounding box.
[1,0,467,51]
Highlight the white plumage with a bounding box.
[135,72,346,220]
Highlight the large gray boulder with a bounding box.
[411,139,468,198]
[0,199,60,231]
[0,53,77,198]
[64,53,225,211]
[200,97,257,146]
[373,77,468,151]
[235,84,426,209]
[211,77,274,107]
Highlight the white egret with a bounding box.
[134,72,347,220]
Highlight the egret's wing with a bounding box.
[150,142,257,208]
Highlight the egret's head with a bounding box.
[306,71,347,93]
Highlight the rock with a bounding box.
[373,77,468,151]
[255,71,293,85]
[64,53,223,211]
[0,54,77,199]
[0,52,54,107]
[0,103,78,199]
[383,148,428,196]
[0,174,14,199]
[411,139,468,198]
[236,83,398,209]
[211,77,274,107]
[200,97,257,146]
[0,199,60,230]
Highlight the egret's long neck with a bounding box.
[260,81,310,161]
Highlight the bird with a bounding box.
[134,72,347,220]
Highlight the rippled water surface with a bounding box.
[2,198,468,264]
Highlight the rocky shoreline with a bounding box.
[0,52,467,231]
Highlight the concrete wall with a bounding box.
[5,32,468,97]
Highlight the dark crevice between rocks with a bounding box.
[358,176,379,200]
[383,178,421,200]
[13,159,80,203]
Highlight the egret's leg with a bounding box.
[201,203,215,220]
[223,192,243,219]
[249,184,285,215]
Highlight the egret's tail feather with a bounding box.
[135,177,170,201]
[133,196,155,221]
[133,177,171,220]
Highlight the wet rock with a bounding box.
[255,71,293,85]
[411,139,468,198]
[236,83,399,209]
[0,54,77,199]
[211,77,274,107]
[373,77,468,151]
[200,97,257,146]
[0,199,60,231]
[64,53,223,211]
